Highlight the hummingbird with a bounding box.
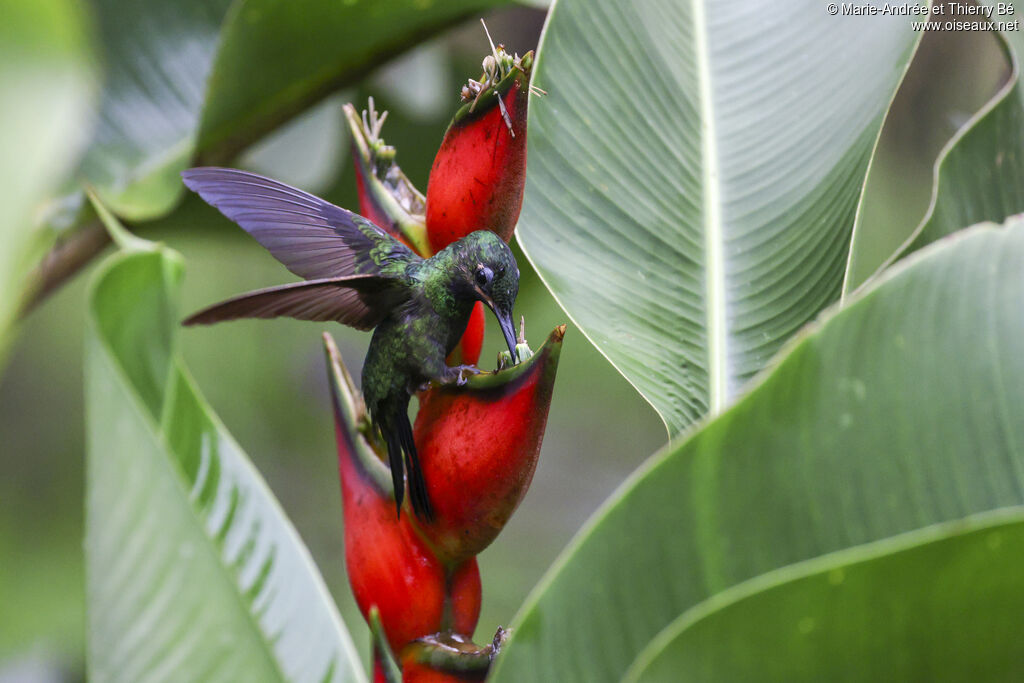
[180,167,521,522]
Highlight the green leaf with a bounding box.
[0,0,95,364]
[79,0,233,219]
[626,509,1024,682]
[81,0,509,220]
[85,208,364,681]
[845,4,1024,294]
[517,0,924,434]
[491,217,1024,682]
[195,0,507,164]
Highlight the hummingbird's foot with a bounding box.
[443,364,480,386]
[455,364,480,386]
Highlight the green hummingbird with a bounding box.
[181,167,521,522]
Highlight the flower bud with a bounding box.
[425,51,534,252]
[497,316,534,370]
[344,100,430,255]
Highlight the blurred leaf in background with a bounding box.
[196,0,509,164]
[0,0,95,367]
[0,0,95,676]
[78,0,231,219]
[846,1,1014,292]
[79,0,509,220]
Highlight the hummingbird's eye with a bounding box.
[475,265,493,288]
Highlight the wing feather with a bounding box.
[181,167,416,280]
[182,275,406,330]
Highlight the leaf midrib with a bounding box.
[691,0,727,415]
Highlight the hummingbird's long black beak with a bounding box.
[481,294,519,364]
[498,310,518,364]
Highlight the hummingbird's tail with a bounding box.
[398,415,434,522]
[383,428,407,518]
[380,412,434,522]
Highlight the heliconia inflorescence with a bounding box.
[331,40,555,679]
[425,50,533,251]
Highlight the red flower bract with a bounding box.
[344,101,430,256]
[401,657,486,683]
[412,325,564,564]
[352,145,406,245]
[425,53,533,253]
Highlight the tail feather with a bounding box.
[398,414,433,522]
[377,411,433,522]
[383,426,405,518]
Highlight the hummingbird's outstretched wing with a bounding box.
[182,275,407,330]
[181,167,416,279]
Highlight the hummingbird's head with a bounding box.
[450,230,521,362]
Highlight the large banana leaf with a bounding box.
[491,217,1024,682]
[84,203,364,682]
[517,0,924,434]
[845,4,1024,294]
[0,0,94,363]
[626,509,1024,682]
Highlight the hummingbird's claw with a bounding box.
[445,364,480,386]
[456,365,480,386]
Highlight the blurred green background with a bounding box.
[0,5,1007,681]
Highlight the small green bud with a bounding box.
[497,316,534,370]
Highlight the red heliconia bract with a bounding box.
[425,52,533,253]
[412,325,565,564]
[447,558,482,635]
[325,334,481,655]
[344,101,431,256]
[352,146,404,244]
[401,657,487,683]
[425,50,533,362]
[444,302,485,367]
